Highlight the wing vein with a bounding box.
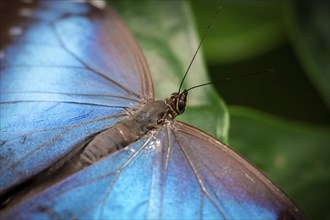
[1,91,142,103]
[49,19,141,99]
[75,135,156,218]
[0,112,127,173]
[173,131,227,219]
[0,112,127,142]
[0,100,132,108]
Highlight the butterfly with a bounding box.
[0,1,305,219]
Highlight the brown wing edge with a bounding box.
[103,4,154,102]
[172,120,306,220]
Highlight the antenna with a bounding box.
[186,69,274,92]
[178,5,221,94]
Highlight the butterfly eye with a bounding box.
[177,99,186,114]
[177,90,188,114]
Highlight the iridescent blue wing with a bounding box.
[0,1,153,196]
[1,121,304,219]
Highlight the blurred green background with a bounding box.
[191,0,329,125]
[191,1,329,219]
[112,0,329,219]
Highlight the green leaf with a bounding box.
[190,1,286,64]
[284,1,330,107]
[229,106,330,220]
[111,0,229,142]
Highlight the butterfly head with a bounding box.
[165,89,188,118]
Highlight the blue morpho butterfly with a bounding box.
[0,1,305,219]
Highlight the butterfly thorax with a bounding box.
[79,90,188,166]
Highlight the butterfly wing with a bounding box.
[0,1,153,196]
[1,121,304,219]
[168,121,304,219]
